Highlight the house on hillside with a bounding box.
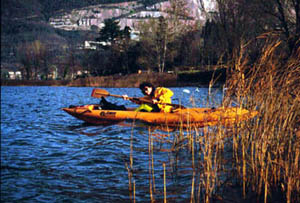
[9,71,22,79]
[1,63,61,80]
[82,30,140,50]
[83,41,105,49]
[1,64,22,80]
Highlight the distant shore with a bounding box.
[1,70,226,87]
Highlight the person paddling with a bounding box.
[123,82,173,112]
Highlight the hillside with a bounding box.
[1,0,211,65]
[1,0,105,64]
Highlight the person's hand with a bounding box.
[152,99,158,104]
[122,95,129,100]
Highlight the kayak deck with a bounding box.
[62,104,258,128]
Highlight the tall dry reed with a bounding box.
[222,33,300,202]
[170,33,300,202]
[127,33,299,203]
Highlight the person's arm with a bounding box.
[122,95,147,105]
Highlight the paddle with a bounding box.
[91,88,185,109]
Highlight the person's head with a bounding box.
[139,82,155,96]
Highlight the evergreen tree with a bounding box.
[96,19,122,48]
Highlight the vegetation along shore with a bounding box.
[1,69,226,87]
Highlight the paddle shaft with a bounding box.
[91,88,184,108]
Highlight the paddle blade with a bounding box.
[91,88,110,98]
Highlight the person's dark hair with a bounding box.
[139,82,155,96]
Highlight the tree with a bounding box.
[31,40,50,80]
[175,30,203,67]
[213,0,257,61]
[18,40,50,80]
[18,43,33,80]
[256,0,300,54]
[118,26,132,73]
[136,0,194,72]
[156,16,168,72]
[162,0,195,71]
[96,19,122,48]
[137,18,165,72]
[211,0,300,61]
[63,45,82,79]
[94,19,135,75]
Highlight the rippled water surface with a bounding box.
[1,86,222,202]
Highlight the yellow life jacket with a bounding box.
[154,87,174,113]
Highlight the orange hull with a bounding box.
[62,105,258,128]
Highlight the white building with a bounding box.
[8,71,22,79]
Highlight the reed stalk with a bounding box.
[163,162,167,203]
[126,121,136,202]
[223,33,300,202]
[133,180,136,203]
[148,128,155,202]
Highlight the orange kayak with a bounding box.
[62,105,258,128]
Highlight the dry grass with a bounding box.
[222,34,300,203]
[188,34,300,202]
[127,34,299,202]
[67,72,177,87]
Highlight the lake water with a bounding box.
[1,86,223,202]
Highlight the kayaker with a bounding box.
[123,82,174,112]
